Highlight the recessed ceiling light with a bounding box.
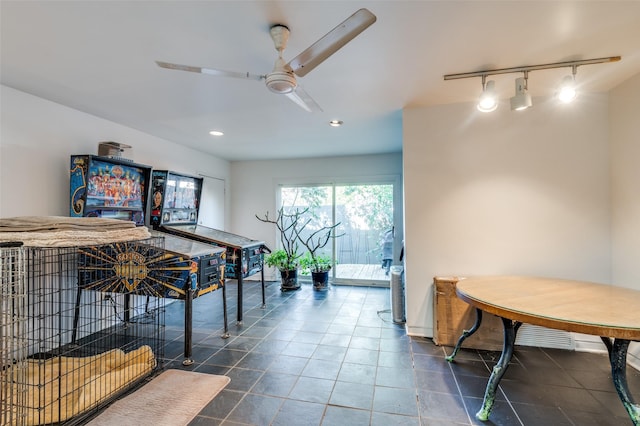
[209,130,224,136]
[329,120,343,127]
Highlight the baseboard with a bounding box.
[332,280,390,288]
[406,325,432,338]
[573,333,607,353]
[562,334,640,372]
[404,328,640,371]
[243,274,275,282]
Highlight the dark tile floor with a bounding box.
[159,279,640,426]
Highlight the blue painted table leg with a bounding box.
[476,317,519,421]
[446,308,483,362]
[601,337,640,425]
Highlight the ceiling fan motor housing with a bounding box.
[266,25,296,94]
[265,71,296,94]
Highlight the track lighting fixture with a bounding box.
[444,56,620,113]
[510,72,532,111]
[477,76,498,112]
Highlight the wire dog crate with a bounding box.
[1,243,27,426]
[2,238,166,426]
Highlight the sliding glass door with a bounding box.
[280,182,394,285]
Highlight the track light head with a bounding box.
[557,73,577,103]
[510,76,532,111]
[477,79,498,112]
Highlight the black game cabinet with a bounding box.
[150,170,268,323]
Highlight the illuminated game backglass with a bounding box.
[150,170,203,228]
[70,155,151,225]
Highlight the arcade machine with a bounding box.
[150,170,268,324]
[70,154,227,365]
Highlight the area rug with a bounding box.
[87,369,230,426]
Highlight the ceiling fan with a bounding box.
[156,8,376,112]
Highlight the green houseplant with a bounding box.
[299,252,332,273]
[264,248,298,271]
[256,207,308,291]
[299,252,332,289]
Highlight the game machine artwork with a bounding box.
[151,170,268,324]
[77,233,227,365]
[70,155,150,225]
[149,170,203,228]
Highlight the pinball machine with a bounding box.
[69,155,227,365]
[149,170,268,323]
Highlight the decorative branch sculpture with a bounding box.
[255,207,309,270]
[296,220,344,272]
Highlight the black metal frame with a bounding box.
[159,225,267,324]
[447,307,639,425]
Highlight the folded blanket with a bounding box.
[1,345,156,425]
[0,216,137,232]
[0,216,150,247]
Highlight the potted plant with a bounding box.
[264,248,300,290]
[297,221,343,290]
[256,207,307,291]
[299,252,332,289]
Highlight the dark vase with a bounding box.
[311,270,329,290]
[280,268,300,291]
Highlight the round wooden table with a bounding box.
[447,276,640,425]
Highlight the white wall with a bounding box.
[403,94,611,338]
[0,85,231,222]
[230,154,403,280]
[610,72,640,366]
[610,72,640,287]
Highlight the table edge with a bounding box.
[456,289,640,340]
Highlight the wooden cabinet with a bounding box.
[432,276,503,351]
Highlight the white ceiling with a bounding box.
[2,1,639,162]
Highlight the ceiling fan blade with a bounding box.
[156,61,265,81]
[285,85,322,112]
[287,8,376,77]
